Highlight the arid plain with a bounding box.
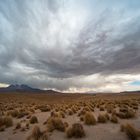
[0,92,140,140]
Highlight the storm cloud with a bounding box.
[0,0,140,92]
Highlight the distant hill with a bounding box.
[121,90,140,94]
[0,84,60,94]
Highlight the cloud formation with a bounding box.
[0,0,140,92]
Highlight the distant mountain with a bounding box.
[0,84,41,92]
[120,90,140,93]
[0,84,60,94]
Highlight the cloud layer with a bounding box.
[0,0,140,92]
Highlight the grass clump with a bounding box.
[110,115,118,123]
[47,117,65,132]
[117,109,136,119]
[66,123,85,138]
[27,125,48,140]
[0,116,13,128]
[84,112,96,125]
[30,116,38,124]
[39,105,51,112]
[97,114,108,123]
[120,123,140,140]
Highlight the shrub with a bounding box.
[125,109,136,118]
[66,123,85,138]
[8,110,19,118]
[17,111,27,118]
[98,114,108,123]
[110,115,118,123]
[117,109,136,119]
[121,123,140,140]
[59,111,65,118]
[27,125,48,140]
[84,112,96,125]
[47,117,65,132]
[105,113,110,120]
[50,111,59,118]
[30,116,38,124]
[39,105,50,112]
[3,116,13,127]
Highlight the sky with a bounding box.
[0,0,140,93]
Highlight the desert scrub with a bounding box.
[17,111,28,118]
[38,105,51,112]
[84,112,96,125]
[7,110,19,118]
[0,116,13,128]
[117,109,136,119]
[30,116,38,124]
[46,117,65,132]
[66,123,85,138]
[120,123,140,140]
[59,111,65,118]
[110,115,118,123]
[27,125,48,140]
[105,113,110,120]
[97,114,108,123]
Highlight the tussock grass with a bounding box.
[0,116,13,128]
[120,123,140,140]
[66,123,85,138]
[38,105,51,112]
[46,117,65,132]
[27,125,48,140]
[110,115,118,123]
[98,114,108,123]
[84,112,96,125]
[117,109,136,119]
[30,116,38,124]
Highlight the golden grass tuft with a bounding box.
[120,123,140,140]
[0,116,13,128]
[110,115,118,123]
[84,112,96,125]
[66,123,85,138]
[46,117,65,132]
[30,116,38,124]
[97,114,108,123]
[27,125,48,140]
[117,108,136,119]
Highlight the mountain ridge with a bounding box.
[0,84,60,94]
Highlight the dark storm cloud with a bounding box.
[0,0,140,91]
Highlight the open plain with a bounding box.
[0,92,140,140]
